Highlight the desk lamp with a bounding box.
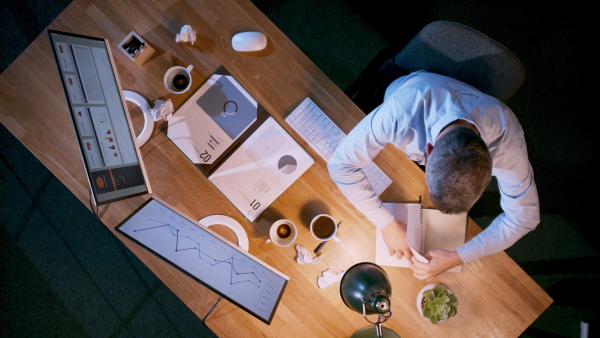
[340,262,400,338]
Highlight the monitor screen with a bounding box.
[116,198,289,324]
[47,30,150,205]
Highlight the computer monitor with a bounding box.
[116,198,289,324]
[47,29,151,205]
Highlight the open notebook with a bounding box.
[375,203,468,272]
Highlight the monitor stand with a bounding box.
[199,215,250,251]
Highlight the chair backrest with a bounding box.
[392,21,525,102]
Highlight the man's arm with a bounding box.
[410,163,539,281]
[328,102,419,260]
[413,108,540,279]
[457,151,540,264]
[327,109,396,228]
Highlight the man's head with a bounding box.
[425,125,492,214]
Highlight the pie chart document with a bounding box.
[208,117,315,221]
[278,155,297,174]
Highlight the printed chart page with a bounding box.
[166,66,265,166]
[208,117,314,221]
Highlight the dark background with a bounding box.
[1,0,597,337]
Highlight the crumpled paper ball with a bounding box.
[295,245,323,265]
[317,268,345,289]
[150,99,174,121]
[175,25,196,45]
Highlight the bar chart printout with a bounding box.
[116,198,289,324]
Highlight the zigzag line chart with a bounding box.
[117,199,287,322]
[134,218,262,287]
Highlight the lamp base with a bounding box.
[350,326,400,338]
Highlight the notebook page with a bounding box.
[375,203,428,267]
[421,209,467,253]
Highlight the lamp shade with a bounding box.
[340,262,392,315]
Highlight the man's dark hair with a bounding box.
[426,127,492,214]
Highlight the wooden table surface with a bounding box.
[0,0,552,336]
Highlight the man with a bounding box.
[328,70,539,280]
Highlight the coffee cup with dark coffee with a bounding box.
[310,214,340,242]
[164,64,193,94]
[266,219,297,247]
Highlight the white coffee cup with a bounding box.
[310,214,340,242]
[164,64,193,94]
[266,219,297,247]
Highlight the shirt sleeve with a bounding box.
[456,140,540,264]
[327,105,402,228]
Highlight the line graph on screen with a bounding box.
[116,198,288,323]
[133,218,263,287]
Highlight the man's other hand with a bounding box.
[409,250,464,280]
[381,219,412,261]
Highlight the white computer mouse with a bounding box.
[231,31,267,52]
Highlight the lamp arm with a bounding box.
[360,300,393,338]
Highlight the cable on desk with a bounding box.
[202,295,223,326]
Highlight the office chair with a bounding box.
[345,21,525,114]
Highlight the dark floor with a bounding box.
[1,0,598,337]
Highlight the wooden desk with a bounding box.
[0,0,552,336]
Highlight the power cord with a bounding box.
[202,295,223,326]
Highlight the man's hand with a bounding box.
[409,250,463,280]
[381,219,412,261]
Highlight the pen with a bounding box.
[314,221,342,254]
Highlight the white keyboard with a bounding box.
[285,97,392,195]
